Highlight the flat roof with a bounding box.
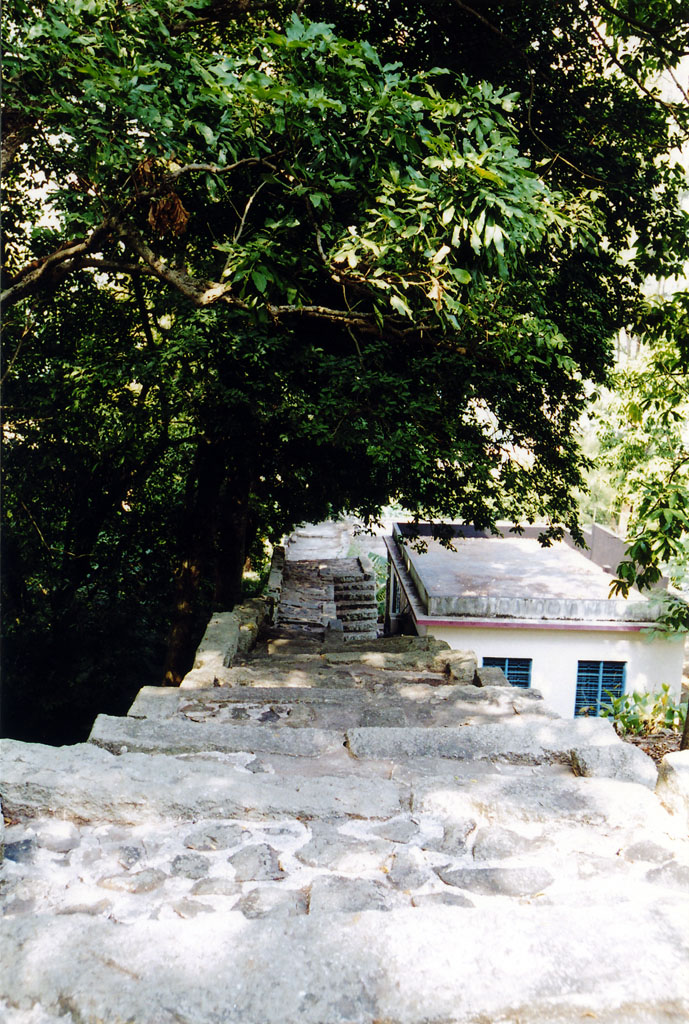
[391,525,659,624]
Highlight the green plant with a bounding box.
[366,551,389,619]
[595,684,688,737]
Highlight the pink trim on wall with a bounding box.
[412,616,653,633]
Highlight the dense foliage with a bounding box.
[2,0,688,740]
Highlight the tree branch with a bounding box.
[590,0,689,63]
[135,152,283,198]
[0,218,119,312]
[0,307,34,384]
[591,24,687,138]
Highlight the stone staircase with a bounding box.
[330,557,379,641]
[276,557,379,642]
[1,559,689,1023]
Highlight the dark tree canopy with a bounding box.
[2,0,688,738]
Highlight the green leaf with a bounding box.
[251,270,268,293]
[390,294,413,317]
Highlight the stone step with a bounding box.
[333,583,375,594]
[86,714,658,788]
[0,739,404,824]
[201,662,463,689]
[345,719,658,785]
[337,609,378,623]
[341,615,379,628]
[127,683,554,728]
[1,903,687,1024]
[336,604,376,617]
[336,594,377,604]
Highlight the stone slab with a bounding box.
[193,611,240,671]
[571,740,658,789]
[0,740,404,824]
[89,715,345,756]
[125,685,555,731]
[0,904,687,1023]
[412,769,682,834]
[345,718,658,783]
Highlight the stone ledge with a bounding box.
[89,714,346,757]
[181,593,272,690]
[0,904,687,1024]
[345,718,657,786]
[0,739,404,824]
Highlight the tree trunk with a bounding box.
[162,440,225,685]
[213,472,251,610]
[681,694,689,751]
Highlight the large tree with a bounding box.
[2,0,688,729]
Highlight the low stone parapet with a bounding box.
[180,548,285,689]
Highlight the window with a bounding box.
[575,660,626,716]
[482,657,532,688]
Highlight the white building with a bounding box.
[385,522,685,719]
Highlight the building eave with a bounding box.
[384,535,661,635]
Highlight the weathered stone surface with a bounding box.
[170,853,210,879]
[571,741,657,789]
[431,650,478,683]
[193,611,240,672]
[435,865,554,896]
[346,718,646,778]
[387,847,432,890]
[3,554,689,1024]
[116,844,144,868]
[3,839,37,863]
[0,740,404,823]
[89,714,344,757]
[429,819,478,855]
[1,906,687,1023]
[228,844,285,881]
[294,831,390,872]
[413,769,679,832]
[656,750,689,828]
[237,887,308,919]
[307,876,405,913]
[623,840,674,864]
[370,819,420,844]
[97,868,167,894]
[236,598,266,656]
[35,821,80,853]
[471,826,545,861]
[472,665,510,687]
[58,898,112,917]
[646,861,689,890]
[191,877,238,897]
[172,897,216,918]
[184,823,247,851]
[411,891,474,908]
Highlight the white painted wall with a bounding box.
[416,622,685,718]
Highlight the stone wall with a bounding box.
[178,546,285,691]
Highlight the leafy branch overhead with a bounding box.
[4,11,595,353]
[602,293,689,626]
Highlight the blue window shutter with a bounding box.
[575,661,625,716]
[483,657,532,688]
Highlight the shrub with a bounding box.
[597,684,687,736]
